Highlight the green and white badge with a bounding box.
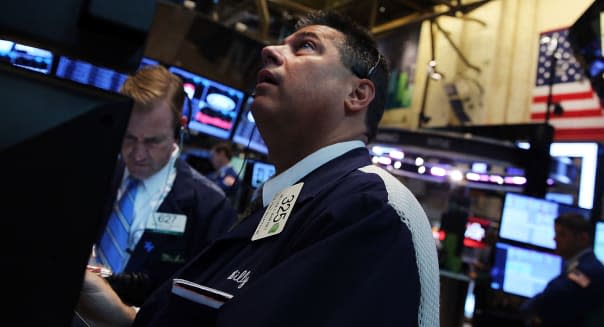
[146,212,187,235]
[251,182,303,241]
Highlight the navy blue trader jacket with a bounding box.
[207,165,240,201]
[134,148,440,327]
[105,158,237,306]
[521,250,604,327]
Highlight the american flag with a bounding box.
[531,28,604,140]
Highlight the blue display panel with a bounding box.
[55,56,128,93]
[490,242,563,298]
[139,57,159,68]
[169,66,244,140]
[499,193,591,249]
[232,97,268,155]
[0,39,53,74]
[250,161,276,189]
[595,222,604,264]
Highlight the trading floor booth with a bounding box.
[369,125,553,326]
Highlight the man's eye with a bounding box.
[145,138,162,145]
[298,41,315,51]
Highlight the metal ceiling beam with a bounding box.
[256,0,270,39]
[266,0,316,13]
[370,0,491,35]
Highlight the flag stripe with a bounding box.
[532,82,593,96]
[532,90,594,103]
[530,109,603,120]
[531,98,600,112]
[555,127,604,140]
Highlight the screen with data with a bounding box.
[55,56,128,92]
[499,193,591,249]
[0,39,53,74]
[595,221,604,264]
[490,242,562,298]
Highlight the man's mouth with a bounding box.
[257,69,278,85]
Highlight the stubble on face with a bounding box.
[251,25,354,153]
[122,101,176,180]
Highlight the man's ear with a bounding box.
[578,231,591,246]
[179,115,188,127]
[345,79,375,113]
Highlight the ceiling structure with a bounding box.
[194,0,494,43]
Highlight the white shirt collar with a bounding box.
[565,247,593,272]
[262,140,365,207]
[124,145,179,192]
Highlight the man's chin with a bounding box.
[128,168,149,180]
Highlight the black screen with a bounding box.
[0,0,157,73]
[568,0,604,105]
[0,64,132,326]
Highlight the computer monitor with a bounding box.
[139,56,159,68]
[0,0,157,73]
[499,193,591,249]
[549,142,599,210]
[169,66,245,140]
[0,39,53,74]
[595,221,604,264]
[249,160,276,189]
[236,159,276,213]
[232,97,269,155]
[55,55,129,93]
[490,242,563,298]
[1,64,132,325]
[55,56,161,93]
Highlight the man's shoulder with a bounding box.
[578,251,604,278]
[174,159,226,196]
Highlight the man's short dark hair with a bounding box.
[295,11,388,142]
[212,142,233,159]
[555,213,593,242]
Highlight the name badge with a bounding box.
[252,182,303,241]
[146,212,187,234]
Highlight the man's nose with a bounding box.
[261,45,284,67]
[131,142,148,160]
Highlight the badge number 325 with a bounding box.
[251,183,303,241]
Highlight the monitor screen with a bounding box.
[1,64,131,325]
[139,56,159,68]
[55,56,129,93]
[0,0,157,73]
[0,39,53,74]
[490,242,563,298]
[499,193,591,249]
[595,221,604,264]
[250,160,276,189]
[169,66,244,140]
[549,142,599,209]
[232,97,268,154]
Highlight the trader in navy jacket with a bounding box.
[92,65,237,306]
[78,11,440,327]
[520,213,604,326]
